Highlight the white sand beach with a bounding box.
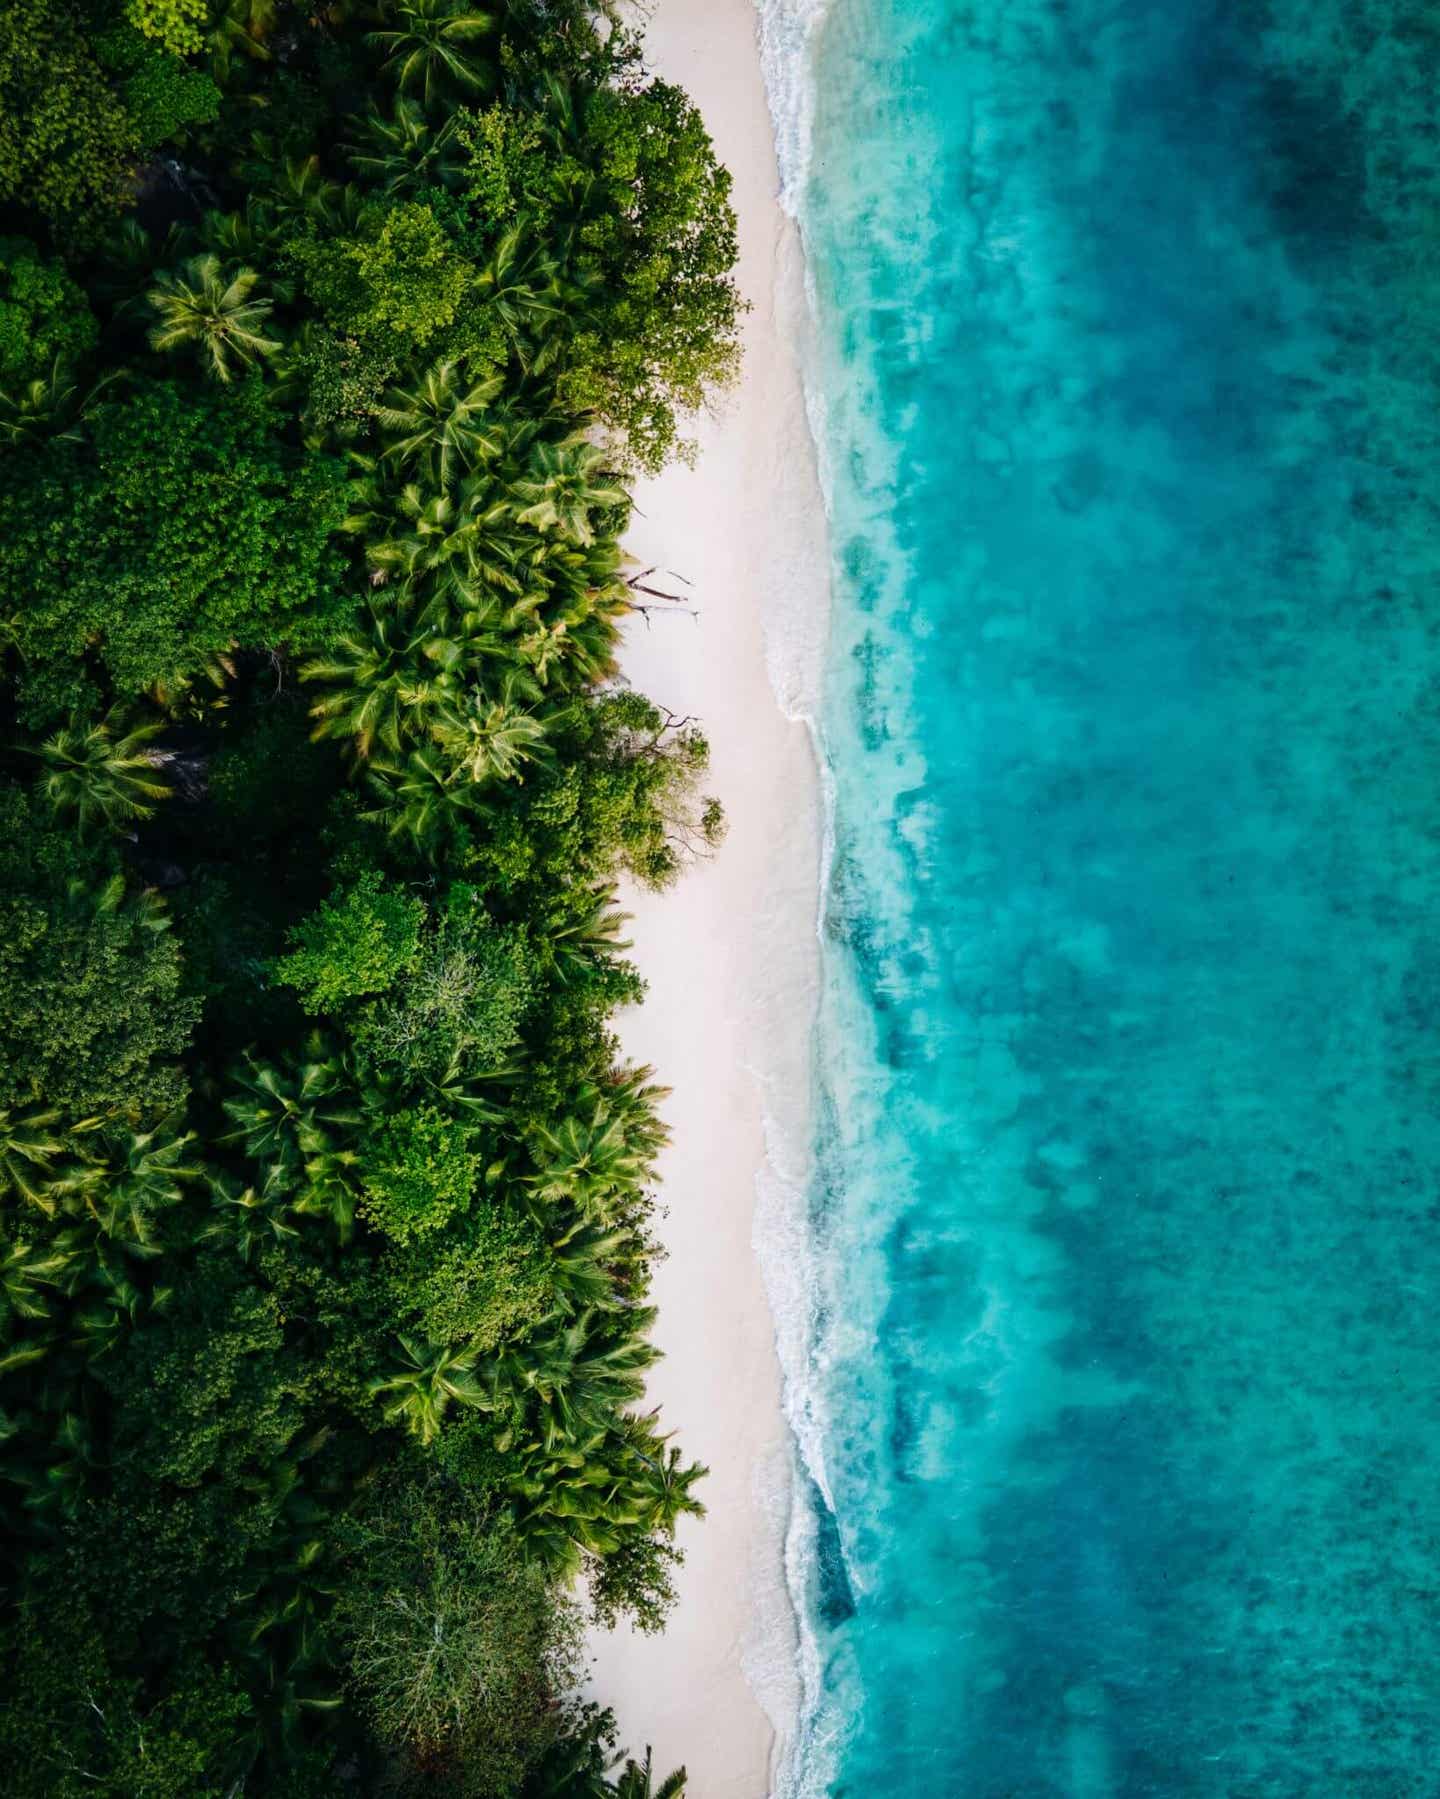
[584,1,828,1791]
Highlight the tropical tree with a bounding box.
[548,1223,628,1315]
[613,1749,687,1799]
[375,360,506,486]
[71,1265,153,1361]
[33,712,173,835]
[362,743,484,848]
[293,1145,363,1244]
[221,1038,362,1168]
[73,1123,200,1254]
[346,98,463,196]
[526,1102,653,1219]
[202,1165,300,1263]
[550,885,631,986]
[365,484,482,584]
[0,1102,77,1210]
[369,1335,486,1444]
[335,1483,583,1778]
[302,599,436,760]
[367,0,496,108]
[431,694,551,785]
[475,223,564,366]
[512,440,627,546]
[147,254,281,383]
[0,357,119,447]
[199,197,289,269]
[488,1309,656,1457]
[0,1237,73,1324]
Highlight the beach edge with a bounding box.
[581,0,829,1791]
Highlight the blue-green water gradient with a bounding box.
[791,0,1440,1792]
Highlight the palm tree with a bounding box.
[209,0,280,79]
[369,1336,487,1444]
[302,600,438,760]
[474,223,564,365]
[367,0,496,107]
[0,358,121,447]
[375,361,506,486]
[33,711,173,835]
[548,1222,629,1315]
[221,1038,361,1168]
[148,254,281,384]
[507,1450,637,1565]
[202,1165,300,1262]
[362,744,483,848]
[0,1240,73,1325]
[73,1125,200,1254]
[613,1750,687,1799]
[262,155,362,236]
[198,201,295,297]
[293,1146,363,1245]
[601,1066,671,1166]
[346,98,462,196]
[24,1411,103,1519]
[365,484,482,584]
[501,1310,657,1457]
[249,1534,338,1670]
[422,1057,518,1126]
[512,440,627,546]
[550,885,632,986]
[431,694,551,785]
[507,1409,706,1568]
[525,1316,655,1453]
[0,1102,78,1209]
[540,592,624,689]
[617,1417,708,1533]
[526,1103,652,1219]
[71,1268,150,1360]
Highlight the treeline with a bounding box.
[0,1,740,1793]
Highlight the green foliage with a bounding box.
[0,11,217,232]
[107,1271,303,1484]
[0,378,355,718]
[99,23,221,143]
[0,0,139,227]
[300,199,474,349]
[35,710,173,835]
[0,2,735,1786]
[126,0,209,59]
[207,696,341,837]
[368,0,497,110]
[552,82,743,470]
[369,1332,487,1441]
[351,882,535,1079]
[360,1103,478,1243]
[454,105,545,228]
[613,1751,687,1799]
[335,1479,583,1790]
[0,1598,252,1798]
[276,870,425,1013]
[0,237,98,383]
[0,867,196,1120]
[385,1201,551,1349]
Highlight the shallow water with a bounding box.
[783,1,1440,1792]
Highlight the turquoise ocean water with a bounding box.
[772,1,1440,1792]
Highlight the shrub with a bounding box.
[359,1104,478,1244]
[0,237,98,383]
[274,870,425,1014]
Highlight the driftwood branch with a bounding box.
[626,567,699,623]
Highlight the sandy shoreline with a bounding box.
[583,0,827,1791]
